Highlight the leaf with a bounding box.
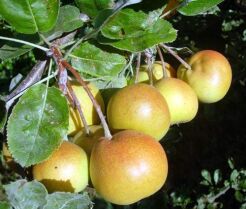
[0,0,60,34]
[94,76,127,89]
[201,169,212,185]
[93,0,143,29]
[178,0,224,16]
[7,84,69,167]
[71,41,126,79]
[213,169,222,185]
[43,192,92,209]
[0,99,7,133]
[75,0,114,17]
[99,9,177,52]
[0,34,40,60]
[44,5,84,41]
[4,180,47,209]
[235,190,246,203]
[0,201,12,209]
[228,157,235,169]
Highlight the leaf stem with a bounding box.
[160,44,191,70]
[6,71,57,110]
[39,33,51,47]
[0,36,49,52]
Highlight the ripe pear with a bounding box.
[107,83,170,140]
[129,61,176,84]
[155,78,198,124]
[90,130,168,205]
[177,50,232,103]
[32,141,88,193]
[72,125,104,156]
[68,81,105,136]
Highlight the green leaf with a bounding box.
[0,34,40,60]
[0,201,12,209]
[235,190,246,203]
[75,0,114,17]
[178,0,224,16]
[71,41,126,79]
[99,9,177,52]
[0,99,7,133]
[94,75,127,89]
[228,157,235,169]
[4,180,48,209]
[201,169,212,185]
[43,192,92,209]
[44,5,84,41]
[213,169,222,185]
[7,84,69,167]
[0,0,60,34]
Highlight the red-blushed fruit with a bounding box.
[155,78,198,124]
[177,50,232,103]
[107,83,170,140]
[90,130,168,205]
[32,141,88,193]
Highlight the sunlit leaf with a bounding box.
[44,5,84,41]
[7,84,69,167]
[178,0,224,16]
[4,180,47,209]
[0,0,60,34]
[75,0,114,17]
[99,9,177,52]
[71,41,126,79]
[43,192,92,209]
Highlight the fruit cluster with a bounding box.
[3,50,232,205]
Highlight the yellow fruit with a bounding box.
[129,61,176,84]
[72,125,104,156]
[2,142,17,170]
[177,50,232,103]
[32,141,88,193]
[90,130,168,205]
[107,83,170,140]
[68,81,105,136]
[155,78,198,124]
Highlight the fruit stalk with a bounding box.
[156,45,168,78]
[134,53,142,84]
[61,60,112,139]
[67,81,90,135]
[160,44,191,70]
